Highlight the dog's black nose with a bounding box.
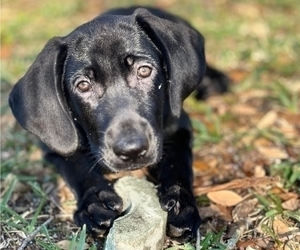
[112,135,149,161]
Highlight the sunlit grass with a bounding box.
[1,0,300,249]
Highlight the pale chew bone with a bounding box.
[104,176,167,250]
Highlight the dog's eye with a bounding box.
[137,66,152,78]
[76,81,92,92]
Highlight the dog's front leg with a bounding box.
[150,112,201,242]
[44,151,123,235]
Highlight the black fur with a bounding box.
[9,7,229,242]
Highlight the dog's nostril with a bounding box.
[113,135,149,161]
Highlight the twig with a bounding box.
[196,228,201,250]
[194,176,279,196]
[17,216,54,250]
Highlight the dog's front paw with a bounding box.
[159,184,200,242]
[74,187,123,236]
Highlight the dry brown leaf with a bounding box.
[278,111,300,124]
[56,240,72,250]
[194,176,279,196]
[281,198,300,211]
[254,137,273,148]
[273,216,300,241]
[257,111,278,129]
[228,68,250,83]
[254,165,266,177]
[255,237,276,249]
[215,204,233,221]
[286,146,300,158]
[198,204,232,221]
[257,146,288,159]
[236,239,257,249]
[193,160,211,171]
[276,118,299,139]
[207,190,243,207]
[239,89,268,101]
[231,104,257,116]
[279,192,299,201]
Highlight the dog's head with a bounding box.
[9,8,206,171]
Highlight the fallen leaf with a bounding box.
[207,190,243,207]
[286,146,300,159]
[231,104,257,116]
[257,111,278,129]
[56,240,71,250]
[278,111,300,124]
[236,239,257,248]
[273,216,300,241]
[255,237,276,249]
[254,165,266,177]
[257,146,289,159]
[279,192,299,201]
[193,160,211,171]
[239,89,268,101]
[194,176,279,196]
[227,68,250,83]
[281,198,300,211]
[254,138,273,148]
[215,204,233,221]
[277,118,299,139]
[198,204,233,221]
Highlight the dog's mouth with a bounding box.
[103,151,161,173]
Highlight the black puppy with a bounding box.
[9,7,228,242]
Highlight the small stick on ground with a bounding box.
[17,216,54,250]
[196,228,201,250]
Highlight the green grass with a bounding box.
[1,0,300,249]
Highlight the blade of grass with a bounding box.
[35,224,61,250]
[265,209,280,218]
[260,223,280,245]
[77,224,87,250]
[255,193,272,209]
[283,210,300,222]
[1,205,28,224]
[36,239,61,250]
[0,175,18,210]
[69,231,79,250]
[27,196,47,233]
[27,181,47,197]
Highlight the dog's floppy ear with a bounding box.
[9,37,79,156]
[134,8,206,117]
